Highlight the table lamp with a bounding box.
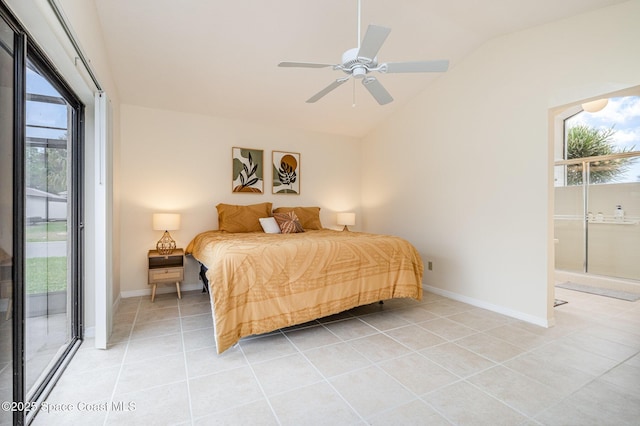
[337,212,355,232]
[153,213,180,254]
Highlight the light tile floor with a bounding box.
[33,287,640,425]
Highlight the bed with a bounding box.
[185,203,424,353]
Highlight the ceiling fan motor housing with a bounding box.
[342,47,377,78]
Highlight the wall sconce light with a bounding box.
[153,213,180,254]
[337,212,356,231]
[581,98,608,113]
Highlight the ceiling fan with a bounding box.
[278,0,449,105]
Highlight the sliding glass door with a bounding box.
[0,13,16,426]
[1,4,84,424]
[24,57,81,401]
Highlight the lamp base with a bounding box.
[342,225,350,232]
[156,230,176,254]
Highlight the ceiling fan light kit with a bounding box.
[278,1,449,105]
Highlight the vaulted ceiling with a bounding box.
[94,0,627,138]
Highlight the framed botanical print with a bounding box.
[272,151,300,194]
[232,147,264,193]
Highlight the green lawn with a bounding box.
[24,222,68,294]
[25,257,67,294]
[26,221,67,242]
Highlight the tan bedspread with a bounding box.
[186,229,424,353]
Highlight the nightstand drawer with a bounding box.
[148,267,183,283]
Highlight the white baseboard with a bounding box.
[120,282,203,299]
[423,284,552,328]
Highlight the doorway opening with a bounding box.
[552,87,640,299]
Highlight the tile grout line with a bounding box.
[279,329,370,424]
[460,373,541,424]
[370,315,550,422]
[325,301,501,422]
[492,304,640,422]
[104,296,142,426]
[282,302,460,422]
[238,334,284,426]
[177,298,196,426]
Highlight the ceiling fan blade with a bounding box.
[306,78,349,103]
[357,25,391,62]
[278,62,333,68]
[362,77,393,105]
[382,60,449,73]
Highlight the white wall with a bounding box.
[361,0,640,325]
[119,104,362,296]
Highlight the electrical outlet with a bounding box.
[428,261,433,271]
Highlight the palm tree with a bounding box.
[566,124,633,185]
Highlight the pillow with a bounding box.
[216,202,272,233]
[273,211,304,234]
[259,217,281,234]
[272,207,322,230]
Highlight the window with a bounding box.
[558,95,640,186]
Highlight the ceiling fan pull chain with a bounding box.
[352,78,356,107]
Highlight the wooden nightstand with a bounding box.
[148,248,184,302]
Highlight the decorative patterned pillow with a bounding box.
[272,206,322,230]
[273,211,304,234]
[216,202,272,233]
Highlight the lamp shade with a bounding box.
[337,212,356,226]
[153,213,181,231]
